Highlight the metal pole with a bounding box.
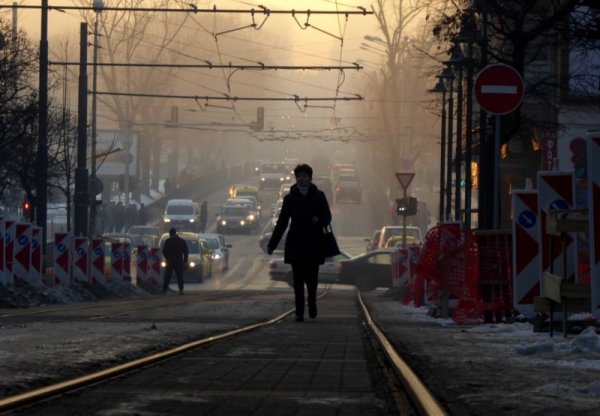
[445,79,454,221]
[36,0,48,243]
[493,115,501,229]
[74,22,88,237]
[455,64,463,223]
[439,89,447,223]
[464,39,474,230]
[89,14,100,236]
[402,187,407,248]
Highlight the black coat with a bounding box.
[268,183,332,265]
[162,235,189,266]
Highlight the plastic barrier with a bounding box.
[90,238,106,286]
[588,134,600,314]
[416,224,482,324]
[512,190,540,318]
[4,220,15,285]
[148,247,162,287]
[110,242,124,282]
[30,226,42,284]
[73,237,89,284]
[136,245,149,286]
[537,172,577,289]
[403,246,423,306]
[13,224,31,284]
[0,218,4,285]
[53,232,71,286]
[391,247,409,288]
[123,242,131,281]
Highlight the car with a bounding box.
[162,199,201,232]
[253,159,270,175]
[376,225,423,250]
[216,204,257,233]
[312,176,333,204]
[228,196,262,220]
[278,183,292,199]
[158,232,212,282]
[385,234,421,248]
[127,225,161,247]
[200,233,232,271]
[231,184,260,201]
[223,198,260,229]
[269,251,351,287]
[337,248,396,291]
[330,163,356,182]
[259,162,292,189]
[335,177,362,203]
[364,229,382,252]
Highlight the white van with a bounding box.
[162,199,201,232]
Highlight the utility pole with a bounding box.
[36,0,48,243]
[74,22,89,236]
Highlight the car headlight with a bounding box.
[260,177,265,181]
[247,214,255,221]
[220,220,227,225]
[163,218,171,223]
[189,261,196,268]
[212,253,222,260]
[189,218,195,223]
[280,177,284,181]
[285,175,291,180]
[240,220,246,226]
[161,261,166,267]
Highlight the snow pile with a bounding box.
[0,280,149,308]
[514,327,600,355]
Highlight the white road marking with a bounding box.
[481,85,517,94]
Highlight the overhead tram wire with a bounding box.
[49,62,363,71]
[93,91,363,102]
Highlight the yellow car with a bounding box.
[385,235,421,248]
[231,184,259,200]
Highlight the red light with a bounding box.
[23,201,31,210]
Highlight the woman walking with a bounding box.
[267,164,333,322]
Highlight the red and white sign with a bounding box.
[110,242,124,282]
[4,220,15,285]
[73,237,89,284]
[54,233,71,286]
[148,247,162,287]
[90,238,106,286]
[587,133,600,313]
[30,226,42,284]
[392,247,409,288]
[395,172,415,190]
[123,242,132,281]
[405,246,423,306]
[136,245,149,286]
[512,190,540,317]
[475,64,525,115]
[0,218,5,285]
[13,224,31,283]
[537,172,577,292]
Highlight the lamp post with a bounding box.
[440,66,455,222]
[430,79,448,223]
[89,0,104,236]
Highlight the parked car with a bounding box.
[269,251,351,287]
[335,177,362,203]
[158,232,212,282]
[338,248,396,291]
[376,226,423,249]
[364,229,382,252]
[162,199,201,233]
[200,233,232,271]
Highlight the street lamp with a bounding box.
[439,65,455,221]
[89,0,104,236]
[446,44,467,223]
[429,79,448,223]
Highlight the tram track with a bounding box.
[0,289,446,415]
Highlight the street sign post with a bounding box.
[395,172,415,248]
[475,64,525,229]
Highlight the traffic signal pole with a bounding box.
[74,22,89,237]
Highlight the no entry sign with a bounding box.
[474,64,524,115]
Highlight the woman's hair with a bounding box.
[294,163,313,179]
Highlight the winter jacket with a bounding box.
[268,183,332,265]
[162,235,189,266]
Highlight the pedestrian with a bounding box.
[163,178,173,194]
[199,201,207,233]
[161,227,189,295]
[267,163,332,322]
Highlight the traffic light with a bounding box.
[396,197,418,216]
[23,200,32,212]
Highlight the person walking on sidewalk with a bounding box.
[162,227,189,295]
[267,163,332,322]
